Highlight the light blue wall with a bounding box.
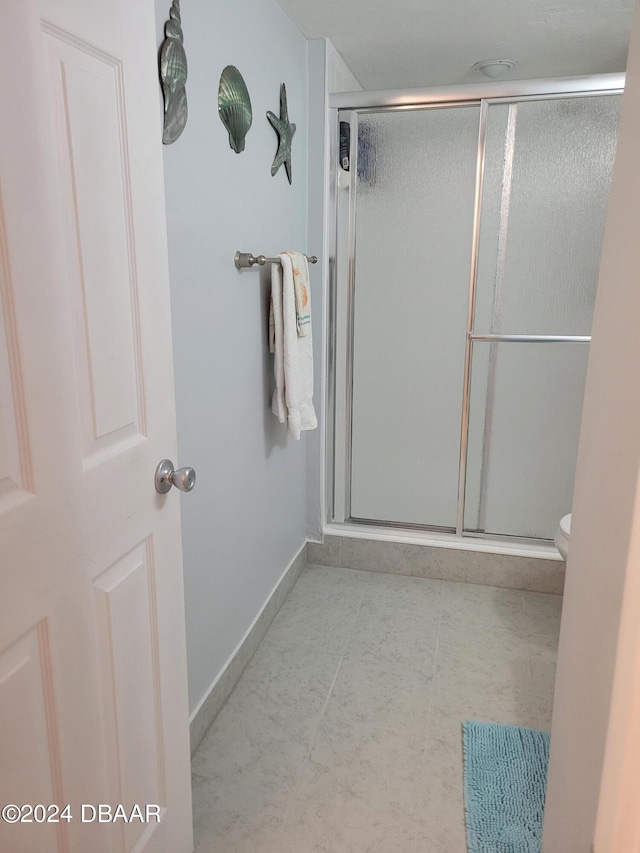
[155,0,309,713]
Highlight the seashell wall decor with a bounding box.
[218,66,253,154]
[159,0,188,144]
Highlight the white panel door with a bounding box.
[0,1,193,852]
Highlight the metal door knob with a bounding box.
[155,459,196,494]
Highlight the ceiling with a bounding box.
[275,0,634,90]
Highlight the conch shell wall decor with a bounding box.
[218,66,253,154]
[159,0,188,144]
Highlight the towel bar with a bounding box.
[234,251,318,269]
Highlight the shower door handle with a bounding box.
[155,459,196,493]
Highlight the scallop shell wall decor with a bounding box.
[218,66,253,154]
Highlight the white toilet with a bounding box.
[554,513,571,560]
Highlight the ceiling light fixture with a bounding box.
[473,60,516,79]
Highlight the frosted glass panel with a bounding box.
[464,342,590,539]
[350,107,480,527]
[474,96,621,336]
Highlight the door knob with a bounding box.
[155,459,196,494]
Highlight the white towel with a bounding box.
[284,251,311,336]
[269,260,287,424]
[270,252,318,439]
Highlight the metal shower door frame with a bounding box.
[328,73,625,540]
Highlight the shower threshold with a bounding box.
[325,520,561,561]
[318,521,564,594]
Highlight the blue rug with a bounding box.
[462,721,550,853]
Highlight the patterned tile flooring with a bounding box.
[191,566,561,852]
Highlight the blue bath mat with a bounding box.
[462,721,550,853]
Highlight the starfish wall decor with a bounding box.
[267,83,296,184]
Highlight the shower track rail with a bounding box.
[328,72,624,541]
[468,334,591,343]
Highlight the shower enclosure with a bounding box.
[329,75,623,543]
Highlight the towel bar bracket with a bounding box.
[234,250,318,270]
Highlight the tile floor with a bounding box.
[191,565,562,853]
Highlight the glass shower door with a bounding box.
[348,106,481,528]
[335,90,621,540]
[463,95,621,538]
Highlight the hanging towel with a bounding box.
[270,252,318,439]
[269,261,287,424]
[284,251,311,336]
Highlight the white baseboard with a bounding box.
[189,541,307,756]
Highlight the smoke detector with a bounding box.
[473,60,516,79]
